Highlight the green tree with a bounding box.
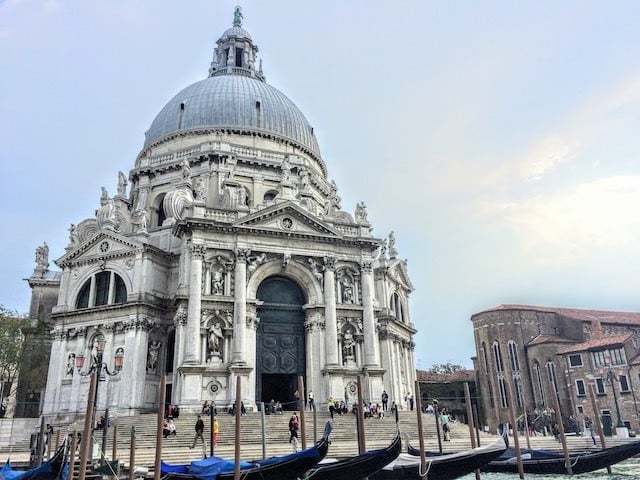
[429,362,465,375]
[0,306,27,402]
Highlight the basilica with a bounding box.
[28,8,416,417]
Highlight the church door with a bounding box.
[256,276,306,409]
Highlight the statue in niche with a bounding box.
[146,340,162,373]
[207,322,224,361]
[237,186,247,207]
[133,209,148,234]
[340,276,355,304]
[355,202,368,223]
[66,353,75,377]
[90,339,100,367]
[117,171,128,197]
[181,159,192,180]
[388,231,398,258]
[194,177,208,202]
[211,269,225,295]
[299,168,310,192]
[342,330,356,365]
[35,242,49,272]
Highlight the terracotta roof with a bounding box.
[557,334,632,355]
[473,304,640,326]
[416,369,475,383]
[527,334,576,347]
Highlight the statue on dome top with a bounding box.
[388,231,398,259]
[355,201,368,224]
[233,5,243,27]
[34,242,49,274]
[100,187,109,206]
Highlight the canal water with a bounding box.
[457,459,640,479]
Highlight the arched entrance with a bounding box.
[256,276,306,408]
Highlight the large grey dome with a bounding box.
[144,75,321,159]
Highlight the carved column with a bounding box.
[323,257,339,366]
[361,261,379,367]
[232,249,249,364]
[185,244,205,364]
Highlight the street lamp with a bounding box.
[75,336,123,460]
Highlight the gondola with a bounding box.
[1,443,67,480]
[161,422,331,480]
[371,438,507,480]
[481,439,640,475]
[304,432,401,480]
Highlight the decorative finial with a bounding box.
[233,5,243,27]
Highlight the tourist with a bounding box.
[376,403,384,419]
[441,409,451,441]
[202,400,210,414]
[240,401,247,416]
[584,416,596,445]
[294,389,300,408]
[162,419,170,438]
[409,394,414,411]
[426,404,434,414]
[308,390,315,411]
[168,418,176,437]
[190,414,206,454]
[269,399,276,415]
[289,413,299,452]
[391,402,398,415]
[381,390,389,411]
[276,401,283,414]
[328,397,335,419]
[213,417,220,446]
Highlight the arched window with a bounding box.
[508,341,520,372]
[263,190,278,204]
[390,292,404,322]
[492,341,508,408]
[482,342,495,408]
[75,271,127,309]
[546,361,559,398]
[154,193,167,227]
[533,361,546,406]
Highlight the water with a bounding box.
[457,460,640,479]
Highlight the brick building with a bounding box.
[472,305,640,435]
[416,369,483,425]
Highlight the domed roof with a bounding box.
[144,75,321,158]
[220,26,252,41]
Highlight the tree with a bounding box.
[0,306,27,407]
[429,362,465,375]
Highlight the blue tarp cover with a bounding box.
[0,460,54,480]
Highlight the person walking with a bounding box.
[441,409,451,441]
[213,417,220,447]
[289,413,300,452]
[381,390,389,411]
[308,391,314,411]
[409,394,414,411]
[190,414,206,454]
[328,397,335,419]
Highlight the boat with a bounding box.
[481,440,640,475]
[161,422,331,480]
[0,443,67,480]
[371,438,507,480]
[304,432,401,480]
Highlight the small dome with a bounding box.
[220,26,252,41]
[143,74,321,159]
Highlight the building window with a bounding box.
[154,193,167,227]
[534,361,546,406]
[592,350,606,368]
[595,378,606,395]
[482,342,494,409]
[568,354,583,368]
[575,379,586,397]
[492,342,508,408]
[546,361,559,396]
[235,47,243,67]
[619,374,630,393]
[514,377,524,408]
[610,348,626,366]
[508,341,520,371]
[75,271,127,309]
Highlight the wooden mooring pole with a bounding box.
[504,377,525,479]
[260,402,266,459]
[298,375,307,450]
[153,375,166,480]
[414,380,427,479]
[68,430,78,480]
[128,426,136,480]
[464,382,481,480]
[234,376,242,480]
[356,376,366,454]
[588,382,611,474]
[551,382,572,475]
[434,402,443,454]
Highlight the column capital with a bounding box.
[190,243,207,259]
[323,256,337,271]
[360,260,374,273]
[235,248,251,262]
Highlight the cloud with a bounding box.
[479,175,640,264]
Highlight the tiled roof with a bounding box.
[527,334,576,347]
[557,334,632,355]
[473,304,640,326]
[416,369,475,383]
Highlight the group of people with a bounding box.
[162,418,177,438]
[188,414,220,454]
[267,399,284,414]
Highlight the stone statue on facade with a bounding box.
[35,242,49,273]
[281,157,292,184]
[342,331,356,365]
[180,159,192,182]
[388,231,398,259]
[233,5,243,27]
[340,277,355,304]
[68,224,79,248]
[207,322,224,361]
[134,208,148,234]
[194,177,208,203]
[100,187,109,206]
[90,339,100,368]
[146,340,162,373]
[355,202,368,224]
[211,269,225,295]
[237,186,247,207]
[117,171,128,197]
[247,252,267,275]
[65,353,75,377]
[96,197,120,231]
[299,168,310,192]
[307,258,324,282]
[376,238,388,260]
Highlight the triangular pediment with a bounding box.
[57,230,143,267]
[234,201,342,238]
[388,259,414,292]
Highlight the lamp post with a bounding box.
[605,366,625,429]
[75,336,123,462]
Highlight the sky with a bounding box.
[1,0,640,370]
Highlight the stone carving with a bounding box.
[247,252,267,274]
[35,242,49,273]
[173,305,187,326]
[282,253,291,269]
[323,256,337,271]
[281,157,292,183]
[132,208,148,234]
[180,159,192,181]
[376,238,388,260]
[96,197,120,231]
[323,180,341,216]
[236,248,251,262]
[162,184,194,224]
[207,321,224,361]
[299,168,310,192]
[340,276,355,304]
[233,5,243,27]
[117,171,128,197]
[307,258,324,282]
[146,340,162,373]
[194,177,208,203]
[211,269,225,295]
[355,202,368,224]
[388,231,398,259]
[66,353,75,377]
[100,187,109,206]
[68,224,79,248]
[237,186,248,207]
[90,338,100,367]
[342,330,356,366]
